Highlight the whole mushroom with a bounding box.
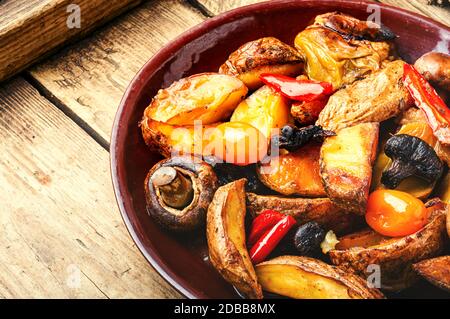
[145,156,219,232]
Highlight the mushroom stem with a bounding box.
[151,166,194,209]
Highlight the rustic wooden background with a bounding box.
[0,0,448,298]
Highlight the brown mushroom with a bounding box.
[145,156,219,232]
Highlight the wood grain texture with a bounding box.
[0,77,180,298]
[378,0,450,26]
[29,0,206,142]
[197,0,449,27]
[0,0,142,82]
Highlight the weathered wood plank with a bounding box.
[197,0,449,28]
[0,77,180,298]
[0,0,142,82]
[378,0,450,27]
[29,0,206,143]
[194,0,263,15]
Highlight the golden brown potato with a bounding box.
[206,179,263,299]
[329,199,448,291]
[144,73,247,125]
[316,60,413,132]
[246,193,361,235]
[414,52,450,91]
[371,121,437,199]
[320,123,379,214]
[255,256,384,299]
[291,98,328,126]
[258,143,326,197]
[413,256,450,293]
[230,85,292,138]
[219,37,303,90]
[295,12,393,89]
[140,119,267,165]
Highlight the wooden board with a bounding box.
[29,0,206,143]
[0,0,141,82]
[196,0,450,26]
[0,77,180,298]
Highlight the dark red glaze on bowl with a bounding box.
[111,0,450,299]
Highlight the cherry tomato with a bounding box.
[365,189,429,237]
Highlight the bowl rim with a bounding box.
[110,0,450,299]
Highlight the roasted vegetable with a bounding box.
[403,63,450,145]
[397,107,450,166]
[320,123,379,215]
[272,124,335,152]
[314,11,396,42]
[144,73,247,125]
[211,162,270,193]
[141,120,267,165]
[230,85,291,138]
[381,134,444,189]
[250,215,297,264]
[246,193,361,235]
[145,156,218,232]
[317,60,413,131]
[414,52,450,91]
[365,190,429,237]
[372,121,437,199]
[255,256,384,299]
[435,172,450,203]
[413,256,450,293]
[330,199,448,291]
[257,143,326,197]
[320,230,340,254]
[291,98,328,125]
[248,210,286,247]
[206,179,263,299]
[259,74,333,101]
[219,37,303,90]
[295,12,393,89]
[293,222,326,256]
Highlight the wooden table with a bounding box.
[0,0,448,299]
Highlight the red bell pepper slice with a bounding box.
[249,215,297,264]
[260,73,334,102]
[247,210,285,247]
[403,63,450,145]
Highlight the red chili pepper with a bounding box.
[247,210,285,247]
[260,73,334,102]
[249,215,297,264]
[403,63,450,145]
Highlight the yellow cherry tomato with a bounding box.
[365,189,429,237]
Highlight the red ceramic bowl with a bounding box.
[111,0,450,299]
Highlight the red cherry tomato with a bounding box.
[365,190,429,237]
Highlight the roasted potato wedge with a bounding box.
[144,73,247,125]
[413,256,450,293]
[320,123,379,214]
[329,199,448,291]
[206,179,263,299]
[219,37,303,90]
[316,60,413,132]
[140,119,267,165]
[246,193,361,234]
[258,143,326,197]
[255,256,384,299]
[230,85,292,138]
